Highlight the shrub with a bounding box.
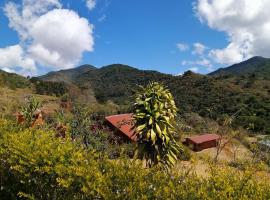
[178,144,192,161]
[0,119,270,200]
[70,105,92,146]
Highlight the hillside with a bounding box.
[39,57,270,133]
[209,56,270,78]
[0,70,31,89]
[39,64,97,84]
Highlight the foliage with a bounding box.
[133,82,180,169]
[40,62,270,134]
[0,70,31,89]
[20,96,41,127]
[70,105,92,147]
[69,104,127,155]
[0,120,270,199]
[30,78,68,97]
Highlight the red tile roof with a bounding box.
[187,134,220,144]
[105,114,137,141]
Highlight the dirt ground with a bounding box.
[176,138,270,179]
[195,138,253,163]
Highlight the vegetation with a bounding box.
[133,82,180,169]
[40,57,270,134]
[20,96,41,127]
[0,120,270,199]
[0,57,270,199]
[0,70,30,89]
[30,78,68,97]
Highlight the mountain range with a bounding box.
[0,56,270,133]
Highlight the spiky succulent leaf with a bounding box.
[133,82,180,169]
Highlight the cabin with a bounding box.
[105,113,137,142]
[184,134,221,151]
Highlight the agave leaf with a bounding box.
[150,129,156,144]
[137,124,146,132]
[155,124,162,136]
[149,117,153,125]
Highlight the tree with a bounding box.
[214,110,241,163]
[133,82,180,169]
[70,104,92,147]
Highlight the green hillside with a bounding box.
[39,65,96,84]
[0,70,31,89]
[38,57,270,133]
[209,56,270,79]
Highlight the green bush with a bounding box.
[0,119,270,200]
[178,144,192,161]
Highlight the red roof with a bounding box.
[187,134,220,144]
[105,114,137,141]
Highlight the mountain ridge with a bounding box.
[37,57,270,133]
[1,56,270,133]
[209,56,270,77]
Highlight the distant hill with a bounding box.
[0,70,31,89]
[209,56,270,78]
[39,58,270,133]
[39,64,97,84]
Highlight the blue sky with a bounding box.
[0,0,269,76]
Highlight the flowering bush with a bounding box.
[0,119,270,199]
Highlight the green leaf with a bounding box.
[150,129,156,143]
[137,124,146,132]
[149,117,153,125]
[155,124,162,136]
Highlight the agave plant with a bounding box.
[133,82,180,169]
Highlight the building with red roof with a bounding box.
[184,134,221,151]
[105,113,137,141]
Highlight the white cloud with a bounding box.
[195,0,270,64]
[182,57,213,71]
[86,0,96,11]
[2,0,94,74]
[176,43,189,51]
[4,0,62,41]
[29,9,94,68]
[192,42,207,55]
[0,45,36,75]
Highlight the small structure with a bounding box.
[184,134,221,151]
[105,113,137,141]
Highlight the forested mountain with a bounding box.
[1,57,268,133]
[39,57,270,133]
[39,64,97,84]
[209,56,270,78]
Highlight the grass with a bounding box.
[0,87,60,118]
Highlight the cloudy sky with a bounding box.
[0,0,270,76]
